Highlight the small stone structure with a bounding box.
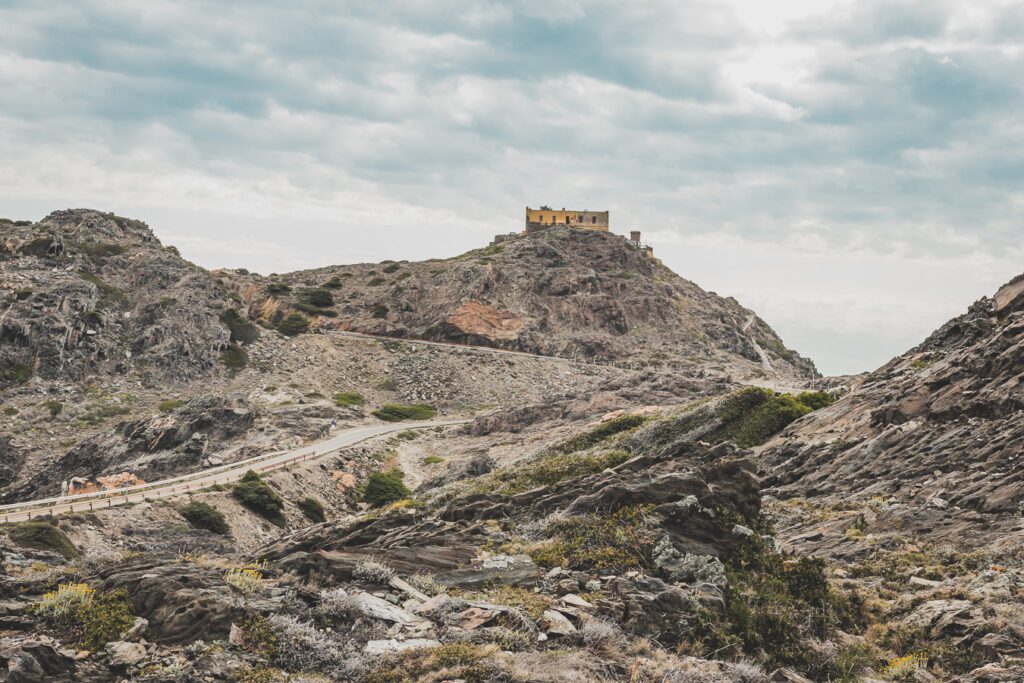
[490,206,656,260]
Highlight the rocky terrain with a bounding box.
[1,209,1022,682]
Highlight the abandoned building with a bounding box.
[490,206,655,260]
[525,206,609,232]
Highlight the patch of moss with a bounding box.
[421,455,444,465]
[232,471,286,526]
[8,521,80,559]
[372,403,437,421]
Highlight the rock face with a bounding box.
[242,227,817,381]
[762,273,1024,520]
[0,210,237,388]
[14,395,255,499]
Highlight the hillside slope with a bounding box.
[762,273,1024,517]
[239,226,817,382]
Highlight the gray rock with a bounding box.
[364,639,441,655]
[104,641,146,667]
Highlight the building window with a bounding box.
[591,216,597,224]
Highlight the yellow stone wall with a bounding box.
[525,207,609,231]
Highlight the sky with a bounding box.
[1,0,1022,375]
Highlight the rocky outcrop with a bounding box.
[93,558,245,645]
[762,273,1024,520]
[16,395,254,498]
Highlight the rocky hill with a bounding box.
[234,226,817,382]
[762,273,1024,518]
[1,210,234,388]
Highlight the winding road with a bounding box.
[0,418,468,523]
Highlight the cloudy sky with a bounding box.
[1,0,1022,375]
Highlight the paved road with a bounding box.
[0,418,468,523]
[328,329,586,363]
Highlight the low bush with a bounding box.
[492,449,631,494]
[372,403,437,422]
[232,471,286,526]
[795,390,836,411]
[225,568,264,593]
[0,360,32,386]
[266,282,291,295]
[295,302,338,317]
[298,287,334,308]
[220,343,248,370]
[365,643,499,683]
[684,534,865,676]
[323,276,344,289]
[159,398,184,412]
[528,506,659,572]
[8,521,80,559]
[552,414,647,454]
[267,614,351,674]
[296,497,326,523]
[422,455,444,465]
[276,313,309,337]
[353,557,395,584]
[705,388,814,447]
[43,399,63,418]
[180,501,230,535]
[30,583,135,650]
[363,470,411,507]
[220,308,260,344]
[333,391,364,407]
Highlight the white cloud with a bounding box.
[0,0,1021,375]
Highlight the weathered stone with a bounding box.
[364,639,441,655]
[104,641,146,667]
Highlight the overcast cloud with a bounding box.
[1,0,1022,375]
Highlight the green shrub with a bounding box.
[2,406,17,416]
[552,414,647,454]
[705,387,812,447]
[159,399,184,412]
[267,282,291,295]
[422,455,444,465]
[220,309,260,344]
[382,263,401,274]
[298,288,334,308]
[18,236,54,257]
[333,391,364,407]
[0,360,32,386]
[276,314,309,337]
[296,497,326,523]
[795,390,835,411]
[232,471,286,526]
[295,302,338,317]
[8,521,80,559]
[492,450,631,494]
[30,583,135,651]
[528,506,658,572]
[43,399,63,418]
[323,276,344,289]
[685,534,863,675]
[363,470,411,507]
[372,403,437,422]
[181,501,230,535]
[220,343,248,370]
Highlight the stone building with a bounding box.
[525,206,609,232]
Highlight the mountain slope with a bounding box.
[762,273,1024,516]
